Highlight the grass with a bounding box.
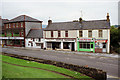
[1,55,94,80]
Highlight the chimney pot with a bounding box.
[48,20,52,25]
[79,17,82,23]
[107,13,110,22]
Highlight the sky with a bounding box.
[0,0,119,25]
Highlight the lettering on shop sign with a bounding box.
[78,38,95,42]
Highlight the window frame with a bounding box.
[51,31,53,37]
[88,30,92,37]
[79,30,82,37]
[58,31,61,37]
[99,30,102,37]
[65,31,68,37]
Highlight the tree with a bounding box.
[110,26,120,53]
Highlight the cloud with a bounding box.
[1,1,118,25]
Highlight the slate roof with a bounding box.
[44,20,110,31]
[26,29,43,38]
[5,15,42,23]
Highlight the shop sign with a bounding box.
[95,40,108,43]
[78,38,95,42]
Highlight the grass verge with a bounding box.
[1,55,93,80]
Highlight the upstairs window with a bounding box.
[51,31,53,37]
[9,24,11,28]
[16,23,18,27]
[21,22,24,27]
[13,23,15,28]
[79,30,82,37]
[65,31,68,37]
[88,30,92,37]
[99,30,102,37]
[6,24,8,28]
[58,31,61,37]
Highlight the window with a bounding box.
[103,43,106,48]
[88,30,92,37]
[79,30,82,37]
[13,23,15,28]
[16,23,18,27]
[6,24,8,28]
[99,30,102,37]
[21,22,24,27]
[79,42,91,49]
[21,30,24,36]
[33,38,35,41]
[31,43,33,46]
[47,43,52,48]
[39,38,41,42]
[51,31,53,37]
[65,31,68,37]
[58,31,61,37]
[9,24,11,28]
[36,43,41,46]
[21,32,24,36]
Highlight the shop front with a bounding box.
[95,39,108,53]
[77,38,95,53]
[45,38,76,51]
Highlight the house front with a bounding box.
[3,15,42,47]
[44,13,110,53]
[25,29,44,48]
[0,18,9,45]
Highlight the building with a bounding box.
[0,17,9,45]
[3,15,42,47]
[25,29,44,48]
[44,13,110,53]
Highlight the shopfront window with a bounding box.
[36,43,41,46]
[103,43,106,48]
[47,43,52,48]
[79,42,92,49]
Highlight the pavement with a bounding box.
[1,47,120,80]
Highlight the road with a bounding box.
[1,47,120,79]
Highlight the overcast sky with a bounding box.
[1,0,119,25]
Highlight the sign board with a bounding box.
[78,38,95,42]
[0,37,24,39]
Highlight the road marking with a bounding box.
[107,75,120,79]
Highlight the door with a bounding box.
[71,42,75,51]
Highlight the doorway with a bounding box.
[71,42,75,51]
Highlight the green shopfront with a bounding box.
[77,38,95,53]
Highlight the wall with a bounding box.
[44,30,77,38]
[25,38,44,48]
[25,22,42,36]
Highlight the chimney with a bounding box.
[106,13,110,22]
[79,17,82,23]
[48,20,52,25]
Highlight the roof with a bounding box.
[44,20,110,31]
[5,15,42,23]
[26,29,43,38]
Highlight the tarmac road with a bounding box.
[1,47,120,80]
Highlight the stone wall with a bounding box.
[2,53,107,80]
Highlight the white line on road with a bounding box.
[107,75,120,79]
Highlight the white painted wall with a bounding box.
[44,29,110,53]
[25,38,44,48]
